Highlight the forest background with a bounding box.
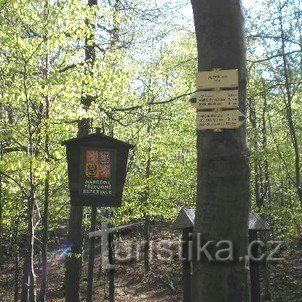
[0,0,301,300]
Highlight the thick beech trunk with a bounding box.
[190,1,250,301]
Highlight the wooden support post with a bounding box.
[108,232,115,302]
[144,216,150,272]
[249,230,261,302]
[87,206,97,302]
[64,206,83,302]
[182,228,192,302]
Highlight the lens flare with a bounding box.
[54,243,72,264]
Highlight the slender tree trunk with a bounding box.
[249,98,261,206]
[143,106,152,273]
[250,91,270,208]
[279,8,302,205]
[21,64,37,302]
[28,167,37,302]
[14,248,20,302]
[110,0,121,48]
[260,232,272,301]
[21,253,29,302]
[14,218,20,302]
[190,1,250,301]
[21,186,36,302]
[0,141,3,265]
[39,101,50,302]
[39,3,51,300]
[64,1,97,301]
[261,93,271,202]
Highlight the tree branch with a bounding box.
[0,171,29,198]
[112,90,195,112]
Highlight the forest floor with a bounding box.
[0,228,302,301]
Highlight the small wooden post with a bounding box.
[87,206,97,302]
[144,215,151,272]
[108,232,115,302]
[249,230,261,302]
[182,228,192,302]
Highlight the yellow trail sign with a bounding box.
[193,90,239,110]
[196,110,245,130]
[196,69,238,89]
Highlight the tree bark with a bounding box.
[190,1,250,301]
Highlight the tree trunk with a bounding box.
[21,72,37,302]
[143,107,152,273]
[39,113,50,302]
[39,3,51,299]
[21,187,36,302]
[14,218,20,302]
[14,247,20,302]
[0,141,3,266]
[86,206,97,302]
[64,1,97,301]
[190,1,250,301]
[279,8,302,205]
[21,252,29,302]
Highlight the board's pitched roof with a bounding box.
[62,133,135,149]
[173,207,270,231]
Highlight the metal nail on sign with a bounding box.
[196,69,238,89]
[193,90,239,110]
[197,110,245,130]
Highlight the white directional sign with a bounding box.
[193,90,239,110]
[197,110,245,130]
[196,69,238,89]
